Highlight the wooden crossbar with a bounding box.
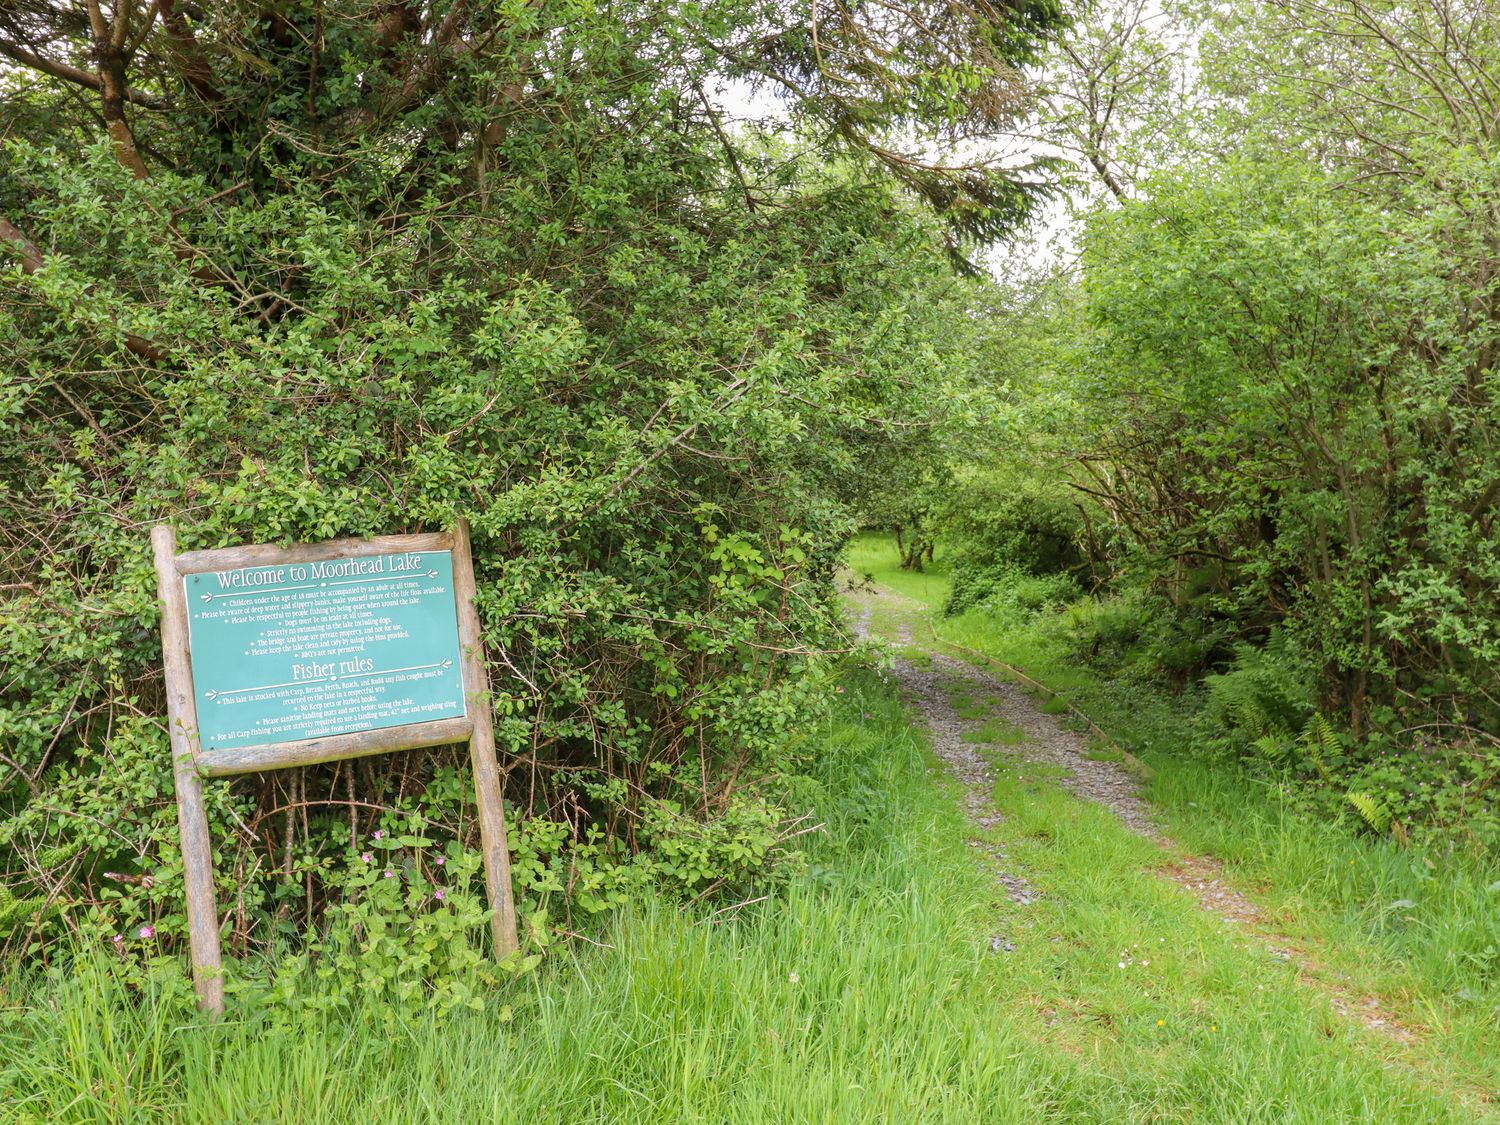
[152,521,518,1015]
[195,717,476,777]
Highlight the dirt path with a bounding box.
[845,577,1423,1049]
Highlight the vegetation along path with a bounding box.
[845,573,1498,1122]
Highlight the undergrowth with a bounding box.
[5,668,1494,1122]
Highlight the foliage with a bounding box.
[1200,636,1318,758]
[1077,154,1500,729]
[853,445,951,571]
[945,563,1080,619]
[266,837,523,1019]
[1087,3,1500,727]
[920,0,1500,850]
[0,0,1061,969]
[940,465,1085,579]
[5,667,1500,1122]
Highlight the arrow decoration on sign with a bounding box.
[339,659,452,682]
[202,581,318,602]
[200,570,440,602]
[205,675,329,699]
[202,660,453,702]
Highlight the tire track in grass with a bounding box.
[845,578,1499,1115]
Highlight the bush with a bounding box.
[945,564,1081,618]
[0,137,967,966]
[938,469,1087,579]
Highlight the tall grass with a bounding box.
[851,533,1500,1105]
[2,666,1493,1121]
[1,681,1019,1123]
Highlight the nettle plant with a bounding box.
[0,0,1058,991]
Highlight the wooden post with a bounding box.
[451,519,520,960]
[152,521,519,1007]
[151,525,225,1016]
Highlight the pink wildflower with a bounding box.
[434,890,446,901]
[360,852,373,864]
[110,934,124,947]
[383,869,395,879]
[373,830,385,840]
[138,925,155,940]
[434,855,445,866]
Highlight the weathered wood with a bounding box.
[154,521,520,1008]
[452,519,520,960]
[197,716,475,777]
[174,531,454,574]
[152,524,225,1016]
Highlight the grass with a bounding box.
[845,531,951,612]
[4,535,1496,1121]
[5,675,1494,1122]
[850,532,1500,1113]
[973,743,1493,1122]
[959,717,1027,746]
[12,680,1009,1123]
[4,674,1492,1122]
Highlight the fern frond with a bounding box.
[1252,730,1291,761]
[1346,790,1390,832]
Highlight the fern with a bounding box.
[1347,791,1391,832]
[1298,713,1344,780]
[1203,633,1316,744]
[36,839,87,869]
[1251,730,1292,762]
[0,884,49,939]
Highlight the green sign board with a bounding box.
[183,549,467,750]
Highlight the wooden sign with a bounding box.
[183,550,466,751]
[152,521,518,1015]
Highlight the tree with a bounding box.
[0,0,1062,957]
[1011,0,1500,755]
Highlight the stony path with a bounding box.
[845,577,1420,1047]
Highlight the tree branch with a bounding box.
[0,38,164,109]
[85,0,150,178]
[2,212,166,362]
[158,0,222,104]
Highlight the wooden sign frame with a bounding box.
[152,520,518,1014]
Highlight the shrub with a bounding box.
[945,564,1081,618]
[0,136,968,968]
[938,469,1087,579]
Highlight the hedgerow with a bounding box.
[0,0,1059,975]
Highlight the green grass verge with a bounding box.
[850,532,1500,1111]
[4,671,1490,1122]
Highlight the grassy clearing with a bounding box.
[852,532,1500,1108]
[845,532,952,611]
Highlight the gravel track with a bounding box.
[844,576,1420,1044]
